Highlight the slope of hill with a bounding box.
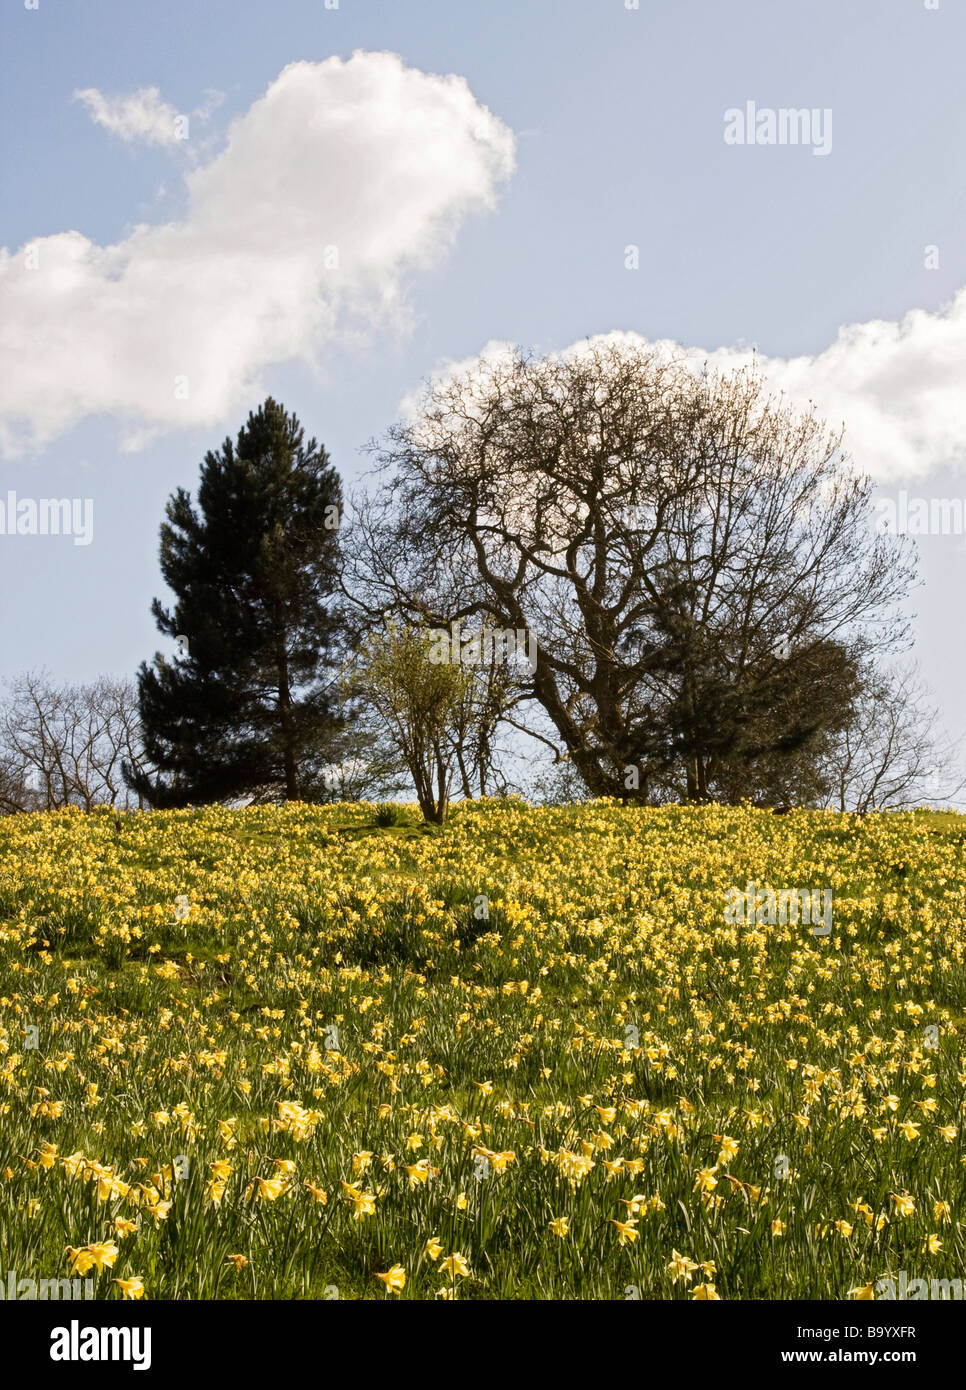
[1,800,963,1299]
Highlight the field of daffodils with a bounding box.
[1,799,963,1300]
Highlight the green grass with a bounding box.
[1,800,965,1299]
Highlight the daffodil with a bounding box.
[667,1249,699,1283]
[374,1264,406,1294]
[113,1276,145,1300]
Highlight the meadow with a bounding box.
[0,798,963,1300]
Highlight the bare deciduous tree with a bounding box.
[0,750,39,814]
[821,664,965,812]
[1,672,153,811]
[348,342,915,802]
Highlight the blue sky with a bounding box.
[2,0,965,785]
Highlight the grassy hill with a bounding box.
[1,799,964,1299]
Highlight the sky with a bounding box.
[2,0,965,791]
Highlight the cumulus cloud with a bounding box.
[0,53,515,455]
[419,292,966,484]
[74,85,188,147]
[670,294,966,483]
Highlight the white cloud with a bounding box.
[666,293,966,482]
[0,53,515,456]
[592,290,966,480]
[74,85,187,147]
[421,291,966,484]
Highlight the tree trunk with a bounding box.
[275,628,299,802]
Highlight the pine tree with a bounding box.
[127,399,345,806]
